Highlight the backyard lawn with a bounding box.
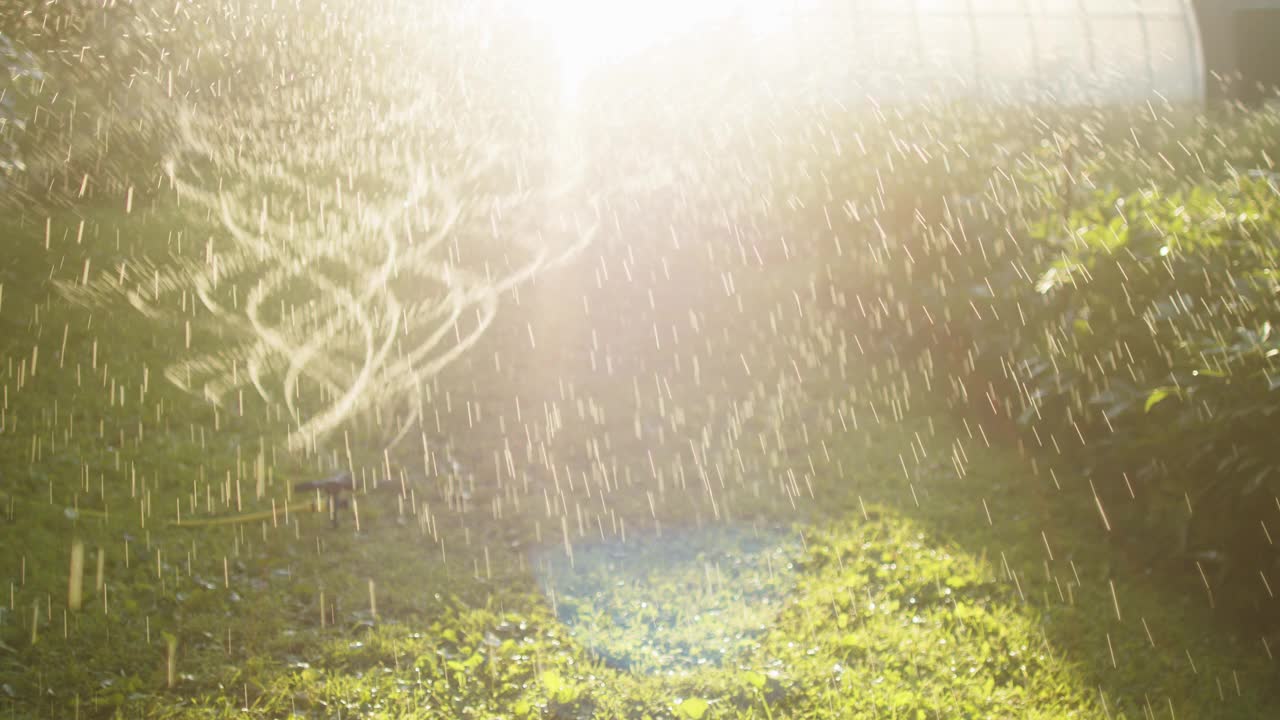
[1,200,1276,718]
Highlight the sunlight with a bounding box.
[9,0,1277,716]
[522,0,794,102]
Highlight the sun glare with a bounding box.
[524,0,793,102]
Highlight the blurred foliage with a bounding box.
[942,130,1280,616]
[557,51,1280,615]
[0,0,562,210]
[5,1,1280,713]
[582,72,1280,618]
[1024,179,1280,566]
[732,102,1280,616]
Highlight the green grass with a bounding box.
[0,202,1277,719]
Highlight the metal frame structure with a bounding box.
[1191,0,1280,101]
[766,0,1208,104]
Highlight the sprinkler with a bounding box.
[294,471,356,529]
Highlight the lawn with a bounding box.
[5,0,1280,715]
[1,199,1276,719]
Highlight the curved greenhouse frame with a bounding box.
[762,0,1207,104]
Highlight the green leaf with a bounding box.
[677,698,710,719]
[744,671,767,689]
[463,652,484,670]
[540,670,564,696]
[1144,387,1176,413]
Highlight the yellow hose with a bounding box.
[167,499,321,528]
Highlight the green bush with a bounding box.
[1018,177,1280,574]
[649,99,1280,616]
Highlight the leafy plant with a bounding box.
[1019,177,1280,583]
